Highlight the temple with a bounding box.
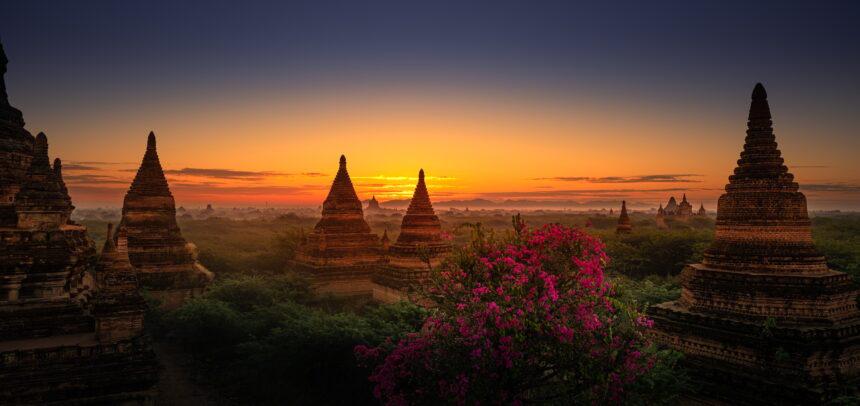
[119,131,212,308]
[650,84,860,403]
[0,41,157,402]
[293,155,384,296]
[373,169,452,302]
[616,200,632,234]
[366,195,381,211]
[655,204,668,229]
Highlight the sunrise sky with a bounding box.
[2,1,858,209]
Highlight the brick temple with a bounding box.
[0,40,157,402]
[293,155,384,296]
[374,169,451,302]
[616,200,632,234]
[119,131,212,309]
[650,84,860,404]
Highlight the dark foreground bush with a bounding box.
[161,274,426,404]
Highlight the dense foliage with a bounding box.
[357,221,682,405]
[157,275,427,404]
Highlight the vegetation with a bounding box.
[357,221,687,404]
[155,274,426,404]
[94,210,858,404]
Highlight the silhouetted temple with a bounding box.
[650,84,860,404]
[616,200,631,234]
[374,169,451,302]
[119,131,212,308]
[293,155,383,296]
[0,41,157,403]
[366,195,381,211]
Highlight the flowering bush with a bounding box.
[357,222,658,404]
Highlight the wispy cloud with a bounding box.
[791,165,830,169]
[64,174,130,185]
[534,174,702,183]
[62,163,103,171]
[479,187,705,199]
[163,167,288,180]
[801,183,860,192]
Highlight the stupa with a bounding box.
[650,84,860,404]
[697,203,706,216]
[119,131,212,308]
[0,41,156,402]
[656,204,668,229]
[293,155,383,296]
[373,169,452,302]
[367,195,381,211]
[616,200,632,234]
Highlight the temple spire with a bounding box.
[0,38,8,105]
[616,200,631,234]
[748,82,771,121]
[103,223,117,253]
[128,131,171,197]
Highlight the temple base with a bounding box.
[650,302,860,405]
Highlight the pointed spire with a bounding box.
[54,158,70,197]
[748,83,771,121]
[103,223,117,253]
[616,200,632,233]
[339,154,346,168]
[127,131,171,197]
[0,37,8,105]
[405,168,433,215]
[682,193,687,202]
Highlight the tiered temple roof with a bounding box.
[374,169,452,301]
[616,200,632,234]
[293,155,383,296]
[0,40,156,403]
[119,131,211,308]
[650,84,860,404]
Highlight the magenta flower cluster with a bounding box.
[356,223,655,404]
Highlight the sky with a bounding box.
[1,1,859,210]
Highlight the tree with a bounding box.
[356,222,657,404]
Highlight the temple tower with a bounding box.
[373,169,452,302]
[91,224,148,342]
[119,131,212,308]
[0,40,33,226]
[650,84,860,404]
[656,203,668,229]
[616,200,632,234]
[293,155,383,296]
[0,41,156,403]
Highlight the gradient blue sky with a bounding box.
[1,1,858,209]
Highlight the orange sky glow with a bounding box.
[26,83,860,210]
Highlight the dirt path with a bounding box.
[154,342,234,406]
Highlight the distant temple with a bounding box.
[657,194,705,223]
[616,200,632,234]
[366,195,381,211]
[374,169,452,302]
[119,131,212,308]
[0,41,157,403]
[293,155,384,296]
[650,84,860,403]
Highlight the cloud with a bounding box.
[64,174,130,185]
[62,163,102,171]
[792,165,830,169]
[801,183,860,192]
[478,187,707,199]
[301,172,328,177]
[534,174,702,183]
[163,167,288,180]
